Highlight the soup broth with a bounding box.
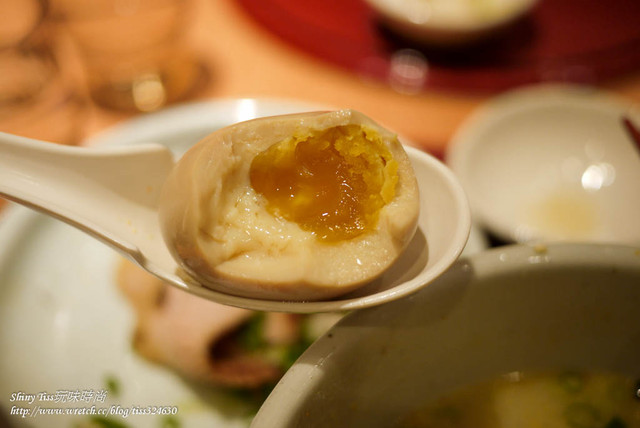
[400,371,640,428]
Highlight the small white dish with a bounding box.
[447,84,640,245]
[252,243,640,427]
[364,0,538,47]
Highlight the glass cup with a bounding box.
[0,0,47,49]
[0,0,84,145]
[53,0,206,112]
[0,44,85,144]
[0,0,85,210]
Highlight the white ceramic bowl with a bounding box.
[447,84,640,245]
[252,243,640,427]
[364,0,538,47]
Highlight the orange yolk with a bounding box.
[250,125,398,242]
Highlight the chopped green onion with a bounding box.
[563,402,602,428]
[559,371,585,394]
[160,415,181,428]
[280,337,314,370]
[432,404,461,423]
[104,375,121,397]
[603,417,628,428]
[87,416,130,428]
[237,313,266,351]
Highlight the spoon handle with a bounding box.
[0,132,174,256]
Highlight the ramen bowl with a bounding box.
[252,243,640,427]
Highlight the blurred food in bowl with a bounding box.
[117,259,342,392]
[364,0,539,47]
[401,370,639,427]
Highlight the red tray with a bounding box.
[237,0,640,93]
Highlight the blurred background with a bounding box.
[1,0,638,150]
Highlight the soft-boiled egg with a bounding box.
[159,110,420,301]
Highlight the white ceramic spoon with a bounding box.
[0,131,470,313]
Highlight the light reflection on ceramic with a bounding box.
[388,49,429,94]
[447,84,640,245]
[581,162,615,191]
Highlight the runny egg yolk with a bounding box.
[249,125,399,242]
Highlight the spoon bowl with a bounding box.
[0,108,469,313]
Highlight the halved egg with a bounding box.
[159,110,420,301]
